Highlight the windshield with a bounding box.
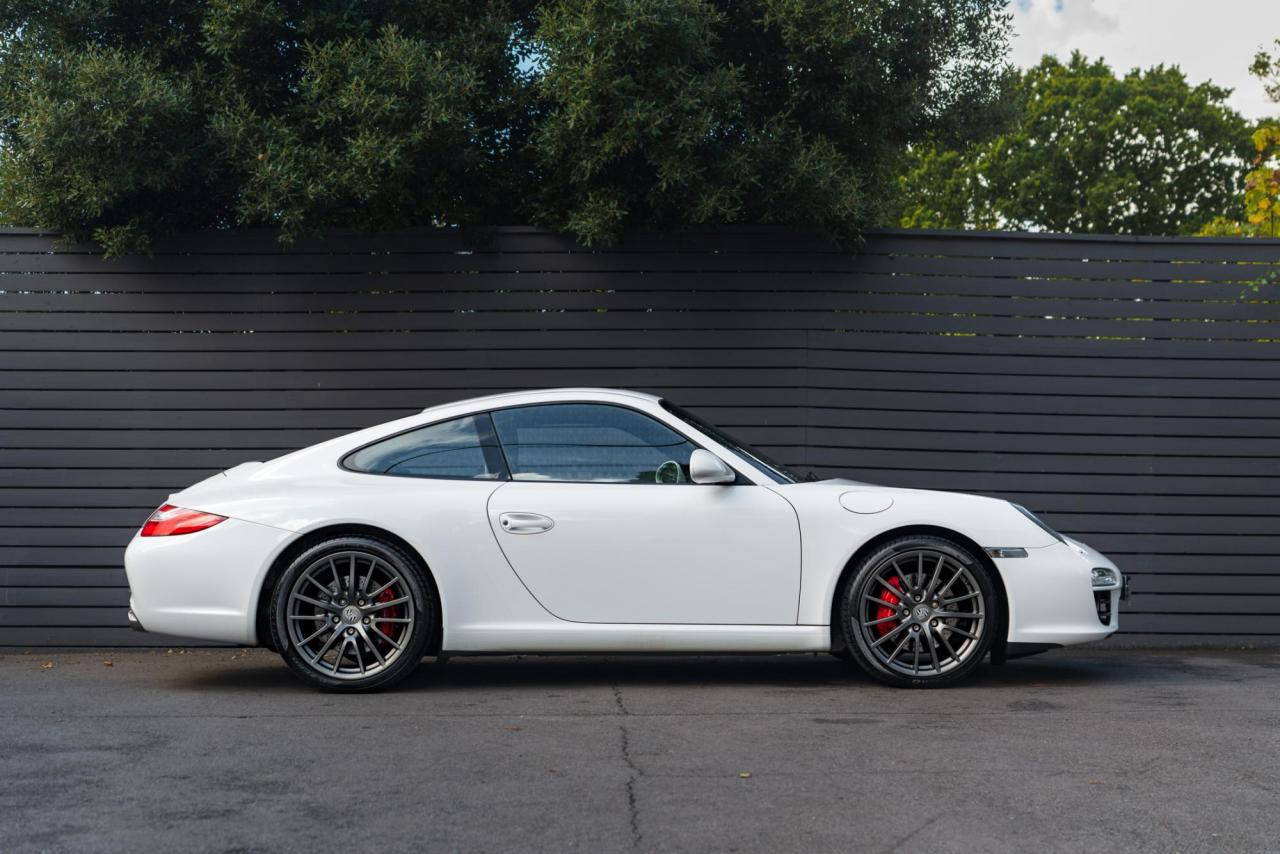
[660,400,800,485]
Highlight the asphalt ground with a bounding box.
[1,644,1277,853]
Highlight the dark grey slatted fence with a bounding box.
[2,226,1278,646]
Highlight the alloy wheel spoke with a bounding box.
[348,555,357,600]
[370,595,410,611]
[923,626,941,673]
[875,576,905,601]
[946,625,978,640]
[937,630,962,665]
[353,637,366,675]
[304,573,331,596]
[885,634,912,666]
[863,614,899,628]
[369,624,403,650]
[299,623,331,646]
[936,567,965,599]
[864,593,902,610]
[292,592,338,613]
[925,555,945,598]
[366,577,397,599]
[870,621,910,648]
[359,626,387,667]
[935,610,980,621]
[309,628,342,665]
[889,559,914,593]
[940,591,980,607]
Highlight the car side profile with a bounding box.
[125,388,1125,691]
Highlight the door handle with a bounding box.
[498,512,555,535]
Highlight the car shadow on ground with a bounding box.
[172,650,1152,694]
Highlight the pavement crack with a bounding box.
[614,684,641,847]
[612,684,632,716]
[880,813,943,854]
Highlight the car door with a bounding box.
[485,402,800,625]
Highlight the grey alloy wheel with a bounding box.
[840,535,996,688]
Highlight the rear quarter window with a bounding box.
[342,414,508,480]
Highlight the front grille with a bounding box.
[1094,590,1113,626]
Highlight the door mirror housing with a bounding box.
[689,449,735,484]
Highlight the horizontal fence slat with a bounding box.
[2,308,1277,339]
[2,587,128,606]
[0,606,128,626]
[4,288,1274,319]
[1126,593,1280,614]
[0,568,129,587]
[0,627,226,646]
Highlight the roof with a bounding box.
[420,387,660,414]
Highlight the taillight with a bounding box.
[140,504,227,537]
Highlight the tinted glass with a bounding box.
[660,399,798,484]
[491,404,697,483]
[343,414,506,480]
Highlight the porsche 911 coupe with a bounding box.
[125,388,1126,691]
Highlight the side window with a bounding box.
[491,404,697,484]
[343,414,508,480]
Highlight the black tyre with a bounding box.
[838,535,997,688]
[270,536,435,692]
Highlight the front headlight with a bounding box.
[1010,503,1064,543]
[1091,567,1121,589]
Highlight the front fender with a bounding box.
[772,483,1052,626]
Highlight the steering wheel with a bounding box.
[654,460,685,484]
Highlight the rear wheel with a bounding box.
[270,536,434,692]
[838,535,996,688]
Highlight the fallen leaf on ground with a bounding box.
[39,661,54,670]
[1087,779,1102,785]
[738,772,752,778]
[504,725,524,732]
[101,660,113,667]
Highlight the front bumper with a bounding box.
[992,537,1124,648]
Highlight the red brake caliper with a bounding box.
[374,587,401,650]
[875,576,903,637]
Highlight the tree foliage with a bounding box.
[0,0,1013,252]
[532,0,1014,244]
[1250,39,1280,107]
[896,53,1251,235]
[1199,40,1280,238]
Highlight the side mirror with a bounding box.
[689,449,735,485]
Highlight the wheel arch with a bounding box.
[828,524,1009,661]
[254,523,443,655]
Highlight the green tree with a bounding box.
[533,0,1014,245]
[1250,38,1280,107]
[1199,39,1280,238]
[896,53,1251,235]
[0,0,538,253]
[0,0,1013,253]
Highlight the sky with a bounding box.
[1009,0,1280,120]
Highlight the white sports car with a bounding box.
[125,388,1125,691]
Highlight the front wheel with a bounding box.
[838,535,997,688]
[270,536,435,692]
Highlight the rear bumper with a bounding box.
[124,517,294,645]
